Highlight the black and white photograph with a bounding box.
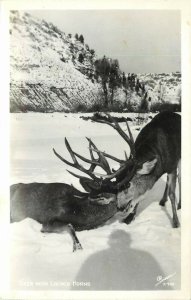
[1,1,191,300]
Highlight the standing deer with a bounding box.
[10,111,181,252]
[94,111,181,228]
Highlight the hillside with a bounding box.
[10,11,181,113]
[138,72,181,104]
[10,11,102,112]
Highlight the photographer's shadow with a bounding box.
[72,230,171,290]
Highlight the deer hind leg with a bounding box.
[168,169,180,228]
[177,159,181,210]
[159,174,169,206]
[41,221,83,252]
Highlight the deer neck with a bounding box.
[136,172,158,195]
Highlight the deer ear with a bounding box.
[136,158,157,175]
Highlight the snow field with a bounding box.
[10,113,181,291]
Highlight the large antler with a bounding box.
[94,113,135,158]
[53,113,135,190]
[86,137,124,164]
[53,137,116,182]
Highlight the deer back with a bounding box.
[10,182,118,231]
[117,112,181,211]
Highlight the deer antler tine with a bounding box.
[100,113,135,157]
[87,137,125,168]
[99,154,111,174]
[88,114,135,164]
[94,115,116,129]
[85,137,94,161]
[67,169,88,180]
[53,148,74,167]
[86,137,98,150]
[65,138,108,174]
[73,151,96,164]
[94,146,111,174]
[90,147,124,164]
[107,114,130,140]
[89,163,97,173]
[67,169,100,184]
[126,121,134,144]
[53,146,96,180]
[65,138,78,164]
[93,164,128,179]
[105,113,120,128]
[86,137,112,174]
[124,151,128,161]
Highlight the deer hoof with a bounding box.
[159,199,166,207]
[73,242,83,252]
[172,220,180,228]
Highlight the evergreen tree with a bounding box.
[85,44,89,51]
[78,53,84,63]
[109,59,120,105]
[90,49,95,56]
[94,56,121,107]
[79,34,84,44]
[122,72,126,86]
[95,56,110,106]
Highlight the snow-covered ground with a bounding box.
[10,113,181,291]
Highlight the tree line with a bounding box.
[94,56,149,109]
[65,35,180,112]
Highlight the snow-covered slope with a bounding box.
[10,11,101,112]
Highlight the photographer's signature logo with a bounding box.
[155,272,176,287]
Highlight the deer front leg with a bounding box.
[41,221,83,252]
[67,224,83,252]
[168,170,180,228]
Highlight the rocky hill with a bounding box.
[10,11,181,113]
[137,72,181,104]
[10,10,103,112]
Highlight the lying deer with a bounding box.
[11,182,118,251]
[10,137,122,251]
[10,111,181,251]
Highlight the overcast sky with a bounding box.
[27,10,181,73]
